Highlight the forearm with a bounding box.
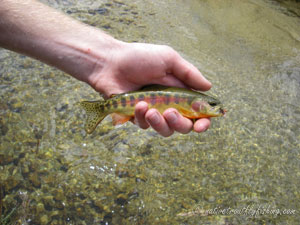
[0,0,121,84]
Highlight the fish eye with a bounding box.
[209,102,217,107]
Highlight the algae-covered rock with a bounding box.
[36,202,45,214]
[40,214,49,225]
[28,172,41,188]
[0,117,8,136]
[3,172,22,192]
[53,189,64,201]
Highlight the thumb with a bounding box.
[170,56,212,91]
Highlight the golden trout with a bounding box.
[80,85,225,134]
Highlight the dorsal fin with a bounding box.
[140,84,171,91]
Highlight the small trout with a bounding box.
[80,85,225,134]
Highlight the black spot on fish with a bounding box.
[164,94,170,105]
[174,94,180,104]
[105,102,111,109]
[130,95,135,106]
[150,93,156,105]
[95,104,100,111]
[100,104,105,112]
[138,94,145,101]
[113,100,118,108]
[121,97,126,107]
[187,97,193,105]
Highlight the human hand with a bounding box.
[88,41,212,136]
[0,0,210,136]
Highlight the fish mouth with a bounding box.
[220,108,227,116]
[210,106,226,117]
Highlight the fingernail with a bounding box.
[166,112,178,125]
[148,112,160,125]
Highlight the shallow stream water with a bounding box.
[1,0,300,224]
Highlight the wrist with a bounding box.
[83,34,127,91]
[83,37,128,95]
[51,26,122,84]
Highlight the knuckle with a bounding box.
[181,68,192,82]
[162,45,174,52]
[162,45,178,60]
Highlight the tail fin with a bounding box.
[79,100,108,134]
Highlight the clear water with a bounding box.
[0,0,299,224]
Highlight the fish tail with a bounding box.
[79,100,108,134]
